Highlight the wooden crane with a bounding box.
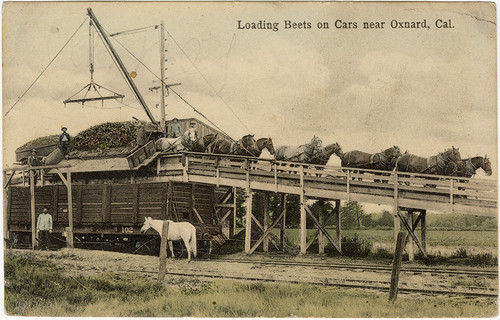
[64,8,157,125]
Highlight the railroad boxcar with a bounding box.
[5,118,235,254]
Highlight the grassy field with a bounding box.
[5,254,498,317]
[280,228,498,248]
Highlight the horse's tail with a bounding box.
[191,226,197,258]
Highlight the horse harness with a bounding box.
[344,151,389,169]
[425,152,458,175]
[285,143,321,162]
[462,158,478,176]
[370,152,390,170]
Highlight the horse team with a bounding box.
[156,133,492,178]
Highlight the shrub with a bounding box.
[452,247,468,259]
[340,234,372,257]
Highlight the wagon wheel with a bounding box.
[171,241,187,258]
[197,240,212,257]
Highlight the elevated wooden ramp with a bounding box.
[155,152,497,217]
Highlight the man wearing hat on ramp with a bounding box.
[170,118,181,138]
[59,126,71,156]
[36,207,53,250]
[182,121,198,149]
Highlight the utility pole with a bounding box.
[159,22,166,135]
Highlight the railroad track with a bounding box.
[123,265,498,299]
[198,257,499,278]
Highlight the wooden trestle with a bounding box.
[154,152,497,256]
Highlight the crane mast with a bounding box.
[86,8,157,124]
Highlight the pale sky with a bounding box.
[2,2,497,182]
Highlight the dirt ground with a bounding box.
[5,248,498,297]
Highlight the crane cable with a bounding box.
[165,30,253,134]
[4,16,89,117]
[106,27,260,156]
[105,27,231,137]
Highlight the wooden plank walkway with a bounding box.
[156,152,497,217]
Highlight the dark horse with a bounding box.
[208,134,259,156]
[255,138,276,157]
[310,143,343,165]
[341,146,402,171]
[395,147,461,176]
[455,156,492,178]
[189,133,218,152]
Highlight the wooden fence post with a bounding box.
[158,221,169,282]
[389,231,405,302]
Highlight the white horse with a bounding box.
[275,136,323,163]
[155,137,185,153]
[140,217,197,261]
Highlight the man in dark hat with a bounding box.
[36,207,53,250]
[27,149,41,167]
[170,118,181,138]
[59,126,71,156]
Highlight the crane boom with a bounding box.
[87,8,157,123]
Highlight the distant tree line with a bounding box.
[234,191,497,231]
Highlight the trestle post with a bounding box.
[335,200,341,252]
[281,194,287,251]
[244,188,252,254]
[232,187,237,237]
[30,170,36,250]
[263,192,269,252]
[299,166,306,254]
[318,200,325,254]
[421,210,427,254]
[406,210,414,261]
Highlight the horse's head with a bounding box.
[391,146,402,158]
[140,217,153,233]
[264,137,275,155]
[325,143,343,156]
[241,134,259,155]
[444,146,461,163]
[203,133,218,146]
[482,155,492,176]
[309,136,322,149]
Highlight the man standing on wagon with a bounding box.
[36,207,53,250]
[59,126,71,156]
[170,118,181,138]
[182,121,198,149]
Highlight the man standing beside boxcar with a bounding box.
[36,207,53,250]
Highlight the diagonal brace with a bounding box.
[397,211,427,258]
[251,215,280,250]
[4,170,16,189]
[249,209,286,254]
[305,206,341,253]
